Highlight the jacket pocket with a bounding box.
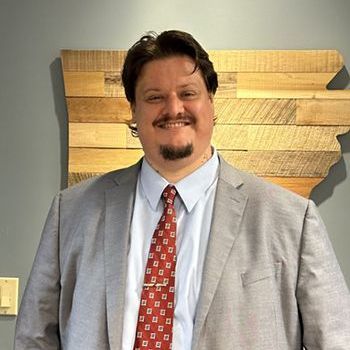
[241,262,282,287]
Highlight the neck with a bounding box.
[147,146,213,183]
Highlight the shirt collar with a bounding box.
[140,148,219,212]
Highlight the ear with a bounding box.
[208,93,214,103]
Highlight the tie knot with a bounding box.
[162,185,177,205]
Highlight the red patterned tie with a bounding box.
[134,185,177,350]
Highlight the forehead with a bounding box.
[136,55,206,90]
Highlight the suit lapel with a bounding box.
[192,158,248,350]
[104,163,140,350]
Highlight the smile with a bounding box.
[158,121,191,129]
[154,116,195,129]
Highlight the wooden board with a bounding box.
[67,97,130,123]
[297,99,350,125]
[62,49,343,73]
[236,72,336,99]
[69,148,339,178]
[61,49,350,198]
[69,123,348,153]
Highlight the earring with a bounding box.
[129,122,138,137]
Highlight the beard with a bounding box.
[159,143,193,161]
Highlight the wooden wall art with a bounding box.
[61,49,350,198]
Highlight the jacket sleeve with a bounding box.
[297,200,350,349]
[14,194,61,350]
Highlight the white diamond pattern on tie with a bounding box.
[134,185,177,350]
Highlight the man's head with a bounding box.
[122,30,218,105]
[122,30,218,178]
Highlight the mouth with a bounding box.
[153,116,195,129]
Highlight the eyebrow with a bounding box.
[142,83,199,94]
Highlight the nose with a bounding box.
[163,93,185,117]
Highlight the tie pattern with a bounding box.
[134,185,177,350]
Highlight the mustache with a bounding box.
[152,114,196,127]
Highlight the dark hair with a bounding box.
[121,30,218,104]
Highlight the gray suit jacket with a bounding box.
[15,156,350,349]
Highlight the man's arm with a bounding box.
[297,200,350,349]
[14,194,61,350]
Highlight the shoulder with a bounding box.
[59,162,141,206]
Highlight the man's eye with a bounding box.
[146,95,162,102]
[182,91,197,99]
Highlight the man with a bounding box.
[15,30,350,349]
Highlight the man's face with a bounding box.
[132,55,215,172]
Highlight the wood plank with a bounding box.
[239,89,350,100]
[104,72,126,97]
[69,148,144,172]
[296,100,350,125]
[69,148,339,177]
[310,90,350,99]
[67,97,296,125]
[67,97,130,123]
[98,72,238,98]
[61,50,126,72]
[236,72,336,99]
[215,72,237,98]
[63,72,105,97]
[208,50,343,73]
[69,123,141,148]
[220,150,340,177]
[61,49,344,73]
[212,125,348,151]
[262,177,324,198]
[214,99,296,124]
[69,123,347,151]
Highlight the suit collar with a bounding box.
[192,156,248,350]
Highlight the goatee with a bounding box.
[159,144,193,160]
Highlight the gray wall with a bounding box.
[1,0,349,348]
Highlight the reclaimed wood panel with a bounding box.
[67,97,130,123]
[219,151,340,177]
[61,49,350,198]
[69,148,143,173]
[236,72,335,99]
[69,148,340,178]
[297,99,350,125]
[263,177,323,198]
[62,50,343,73]
[61,50,126,72]
[63,72,105,97]
[213,125,348,151]
[209,50,343,73]
[215,99,296,125]
[70,123,347,152]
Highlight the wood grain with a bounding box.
[213,125,347,151]
[69,148,144,173]
[63,72,105,97]
[214,99,296,125]
[69,148,339,178]
[262,177,324,198]
[220,150,340,177]
[61,50,126,72]
[61,49,344,73]
[61,49,350,198]
[69,123,347,151]
[297,99,350,125]
[236,72,336,99]
[67,97,130,123]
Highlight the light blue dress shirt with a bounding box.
[122,150,219,350]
